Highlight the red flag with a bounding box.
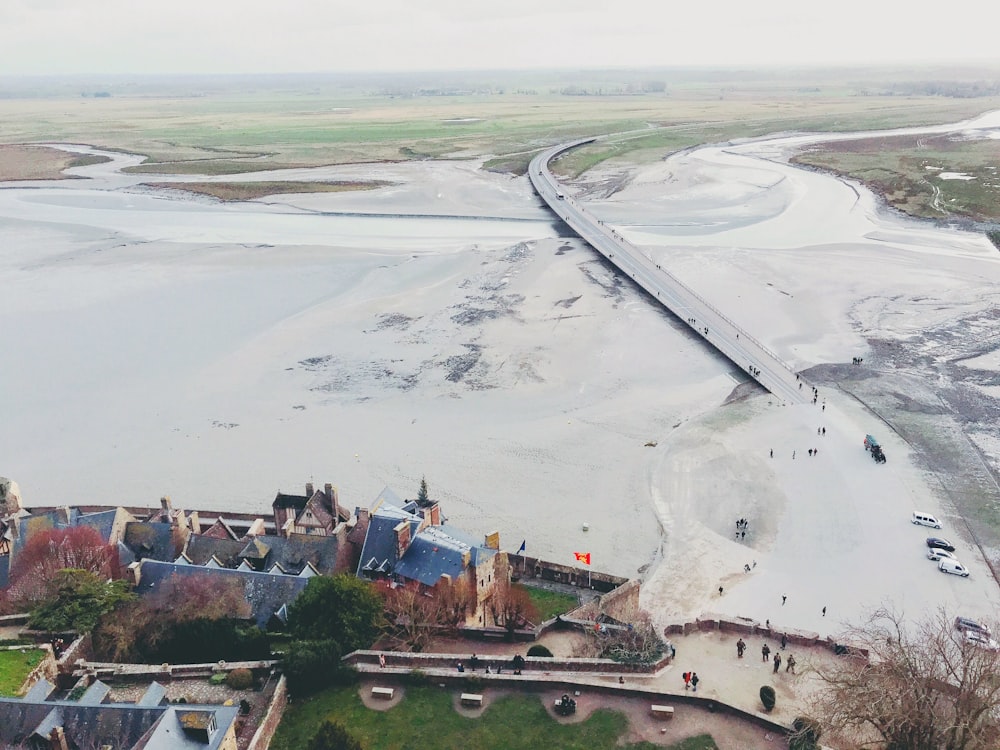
[574,552,591,565]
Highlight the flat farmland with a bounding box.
[2,69,998,180]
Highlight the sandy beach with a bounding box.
[2,114,1000,640]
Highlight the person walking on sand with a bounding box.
[822,606,827,617]
[770,448,773,458]
[781,633,787,650]
[786,654,796,674]
[782,594,787,606]
[762,643,771,662]
[691,672,699,692]
[773,653,782,673]
[737,638,746,658]
[719,585,724,596]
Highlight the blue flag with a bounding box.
[517,540,526,553]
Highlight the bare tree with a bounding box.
[809,607,1000,750]
[488,583,538,637]
[587,612,664,664]
[383,578,474,650]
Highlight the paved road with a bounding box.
[529,140,810,406]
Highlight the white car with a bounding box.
[927,548,958,562]
[964,630,1000,651]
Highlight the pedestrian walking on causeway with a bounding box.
[786,654,797,674]
[782,594,787,606]
[379,653,386,668]
[792,451,796,459]
[781,633,787,650]
[691,673,700,692]
[719,585,724,596]
[770,448,773,458]
[737,638,746,658]
[762,643,771,662]
[683,671,692,690]
[773,653,782,673]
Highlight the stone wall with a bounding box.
[247,675,287,750]
[509,554,627,593]
[569,579,641,622]
[346,649,671,675]
[15,644,56,695]
[664,616,869,660]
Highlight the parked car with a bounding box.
[955,617,991,636]
[912,511,941,528]
[963,630,999,650]
[927,548,957,562]
[939,559,969,577]
[926,537,956,552]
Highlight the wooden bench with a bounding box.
[651,705,674,720]
[371,687,394,700]
[460,693,483,707]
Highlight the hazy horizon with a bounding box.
[2,0,999,76]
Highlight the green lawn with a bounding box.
[270,684,718,750]
[520,585,580,622]
[0,648,45,696]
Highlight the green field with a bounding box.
[0,648,45,696]
[270,683,717,750]
[1,67,998,220]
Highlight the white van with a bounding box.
[912,512,941,529]
[939,559,970,577]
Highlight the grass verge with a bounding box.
[270,684,717,750]
[520,584,580,622]
[0,648,45,696]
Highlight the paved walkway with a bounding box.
[370,627,849,729]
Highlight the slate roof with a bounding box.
[184,535,246,568]
[144,705,239,750]
[0,694,237,750]
[135,559,310,629]
[0,554,9,590]
[75,508,125,544]
[0,701,165,750]
[122,522,179,562]
[394,525,497,587]
[357,503,421,578]
[357,493,495,586]
[246,533,343,575]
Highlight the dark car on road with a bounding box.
[926,537,956,552]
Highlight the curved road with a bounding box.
[529,140,811,406]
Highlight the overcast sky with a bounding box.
[2,0,998,76]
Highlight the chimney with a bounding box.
[49,726,69,750]
[128,561,142,587]
[428,503,441,526]
[305,482,314,498]
[394,520,412,559]
[188,511,201,535]
[161,495,172,512]
[325,483,339,517]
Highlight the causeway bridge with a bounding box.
[529,139,810,406]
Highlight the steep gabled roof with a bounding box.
[356,503,421,578]
[272,492,308,510]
